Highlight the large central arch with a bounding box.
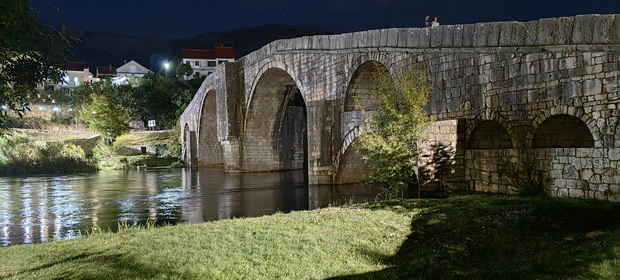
[243,68,307,172]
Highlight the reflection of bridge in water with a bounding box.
[180,14,620,201]
[180,169,379,223]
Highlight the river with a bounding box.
[0,168,379,246]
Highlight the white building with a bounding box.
[39,61,95,94]
[113,60,153,85]
[181,46,235,80]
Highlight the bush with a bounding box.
[50,112,74,125]
[92,140,140,169]
[501,154,546,197]
[0,132,96,175]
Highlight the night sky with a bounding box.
[29,0,620,39]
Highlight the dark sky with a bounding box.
[29,0,620,38]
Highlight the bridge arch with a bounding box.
[198,89,223,166]
[467,120,513,149]
[529,106,599,148]
[344,60,388,112]
[243,67,307,172]
[335,60,390,184]
[247,61,304,112]
[532,114,595,148]
[466,110,516,148]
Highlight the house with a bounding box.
[39,61,95,94]
[96,65,118,78]
[181,46,235,79]
[113,60,153,85]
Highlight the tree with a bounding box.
[176,63,193,78]
[355,67,433,198]
[134,74,193,128]
[74,83,134,142]
[0,0,72,131]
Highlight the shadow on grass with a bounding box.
[332,195,620,279]
[8,250,198,280]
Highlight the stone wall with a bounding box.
[547,148,620,201]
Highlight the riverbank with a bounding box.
[0,194,618,279]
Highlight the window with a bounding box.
[218,60,225,65]
[195,61,200,66]
[44,85,55,91]
[207,72,213,76]
[194,72,200,78]
[207,61,216,67]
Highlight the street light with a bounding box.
[164,62,170,77]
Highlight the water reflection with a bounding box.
[0,169,378,246]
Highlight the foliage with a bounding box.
[355,66,433,198]
[51,111,75,125]
[161,129,182,159]
[71,75,194,132]
[0,195,618,279]
[91,137,179,169]
[135,74,194,128]
[0,0,73,132]
[0,131,95,174]
[92,139,139,169]
[501,153,546,197]
[176,63,193,78]
[78,92,131,141]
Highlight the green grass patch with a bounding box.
[0,194,618,279]
[114,131,171,146]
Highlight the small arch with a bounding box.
[532,114,594,148]
[467,120,513,149]
[198,90,223,166]
[334,140,370,184]
[344,61,388,112]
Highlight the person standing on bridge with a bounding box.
[431,17,440,27]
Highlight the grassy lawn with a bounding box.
[114,131,172,146]
[0,194,618,279]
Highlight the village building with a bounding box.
[180,46,235,80]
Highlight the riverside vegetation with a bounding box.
[0,194,618,279]
[0,130,182,175]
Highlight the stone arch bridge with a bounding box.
[180,14,620,201]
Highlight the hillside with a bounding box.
[68,25,332,72]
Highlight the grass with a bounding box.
[114,131,171,146]
[0,194,618,279]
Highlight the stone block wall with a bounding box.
[464,149,518,193]
[547,148,620,201]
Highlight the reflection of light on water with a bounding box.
[1,169,379,246]
[21,184,34,244]
[0,181,12,246]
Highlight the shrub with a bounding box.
[501,154,546,197]
[0,132,95,175]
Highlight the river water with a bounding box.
[0,168,378,246]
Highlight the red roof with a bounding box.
[96,65,117,76]
[213,46,235,59]
[65,61,87,71]
[182,46,235,60]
